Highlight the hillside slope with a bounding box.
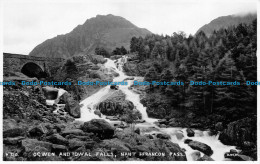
[196,13,256,36]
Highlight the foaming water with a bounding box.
[160,128,237,161]
[77,56,237,161]
[77,57,127,122]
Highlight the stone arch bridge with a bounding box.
[3,53,66,79]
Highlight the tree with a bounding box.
[65,59,77,78]
[95,47,110,57]
[120,46,127,55]
[144,67,158,90]
[214,53,255,120]
[160,69,173,82]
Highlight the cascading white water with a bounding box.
[160,128,237,161]
[77,56,237,161]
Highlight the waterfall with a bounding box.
[77,56,238,161]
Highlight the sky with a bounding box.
[2,0,257,55]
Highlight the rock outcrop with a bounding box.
[58,92,81,118]
[81,119,115,139]
[97,90,140,121]
[219,117,257,148]
[188,141,213,156]
[186,128,195,137]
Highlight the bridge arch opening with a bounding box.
[21,62,48,79]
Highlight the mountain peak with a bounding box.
[29,15,151,58]
[82,14,137,29]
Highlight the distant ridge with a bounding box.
[29,14,152,58]
[196,13,257,36]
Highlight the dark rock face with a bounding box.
[188,141,213,156]
[219,117,257,148]
[29,14,151,58]
[81,119,115,139]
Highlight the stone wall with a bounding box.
[3,53,65,77]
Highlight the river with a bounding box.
[77,56,237,161]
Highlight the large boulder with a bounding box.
[188,141,213,156]
[81,119,115,139]
[98,138,131,158]
[98,99,134,116]
[58,92,80,118]
[61,129,85,137]
[4,136,25,145]
[94,110,102,117]
[157,119,168,124]
[113,127,187,161]
[42,87,59,100]
[224,152,253,161]
[197,155,214,161]
[175,132,184,140]
[52,144,68,153]
[156,133,171,140]
[68,139,86,150]
[89,70,105,79]
[28,124,48,137]
[184,139,193,144]
[106,116,119,121]
[21,139,52,152]
[20,139,65,161]
[219,117,256,148]
[186,128,195,137]
[46,134,69,146]
[97,91,134,116]
[3,127,26,138]
[191,151,201,161]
